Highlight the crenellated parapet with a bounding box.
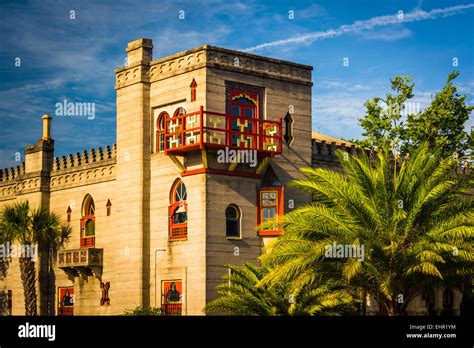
[0,144,117,200]
[50,144,116,191]
[312,139,358,165]
[0,162,25,183]
[51,144,116,173]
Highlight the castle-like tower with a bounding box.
[0,38,314,315]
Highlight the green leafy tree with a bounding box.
[358,72,473,159]
[205,262,354,315]
[0,201,71,316]
[260,144,473,315]
[358,75,414,150]
[405,71,474,158]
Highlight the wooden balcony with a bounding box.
[163,107,282,157]
[57,248,103,280]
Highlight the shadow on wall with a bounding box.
[0,289,7,315]
[0,258,9,316]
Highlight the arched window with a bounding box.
[156,112,168,152]
[81,194,95,248]
[174,107,186,117]
[168,179,188,240]
[225,204,241,239]
[167,108,187,149]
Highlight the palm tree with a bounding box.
[0,201,71,316]
[205,262,354,315]
[260,143,473,315]
[33,207,72,315]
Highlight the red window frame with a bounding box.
[80,215,95,248]
[57,287,74,316]
[161,280,183,316]
[257,186,284,236]
[156,112,168,153]
[168,180,188,241]
[228,89,260,149]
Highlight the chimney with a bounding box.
[24,114,54,174]
[126,38,153,66]
[42,114,52,140]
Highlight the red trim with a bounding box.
[257,186,284,236]
[80,215,95,248]
[190,79,197,102]
[168,203,188,241]
[163,107,282,156]
[181,168,263,178]
[169,180,188,241]
[156,112,168,153]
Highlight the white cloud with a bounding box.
[358,28,413,41]
[244,4,474,52]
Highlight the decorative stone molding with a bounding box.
[115,64,150,90]
[116,45,313,86]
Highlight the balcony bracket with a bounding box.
[201,149,208,169]
[62,267,79,282]
[256,157,272,175]
[169,155,186,172]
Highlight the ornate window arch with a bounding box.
[174,107,186,117]
[156,112,168,153]
[225,204,241,239]
[81,194,95,248]
[168,179,188,240]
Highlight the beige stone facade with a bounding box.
[0,38,313,315]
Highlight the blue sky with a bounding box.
[0,0,473,168]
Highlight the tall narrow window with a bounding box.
[168,179,188,240]
[67,206,72,222]
[257,186,284,236]
[106,199,112,216]
[156,112,168,152]
[80,194,95,248]
[190,78,197,102]
[225,204,241,239]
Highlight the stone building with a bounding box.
[0,38,463,316]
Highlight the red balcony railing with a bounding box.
[164,107,282,156]
[80,236,95,248]
[170,225,187,240]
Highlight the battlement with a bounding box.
[0,162,25,183]
[312,139,358,164]
[51,144,117,173]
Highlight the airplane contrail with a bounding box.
[244,4,474,52]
